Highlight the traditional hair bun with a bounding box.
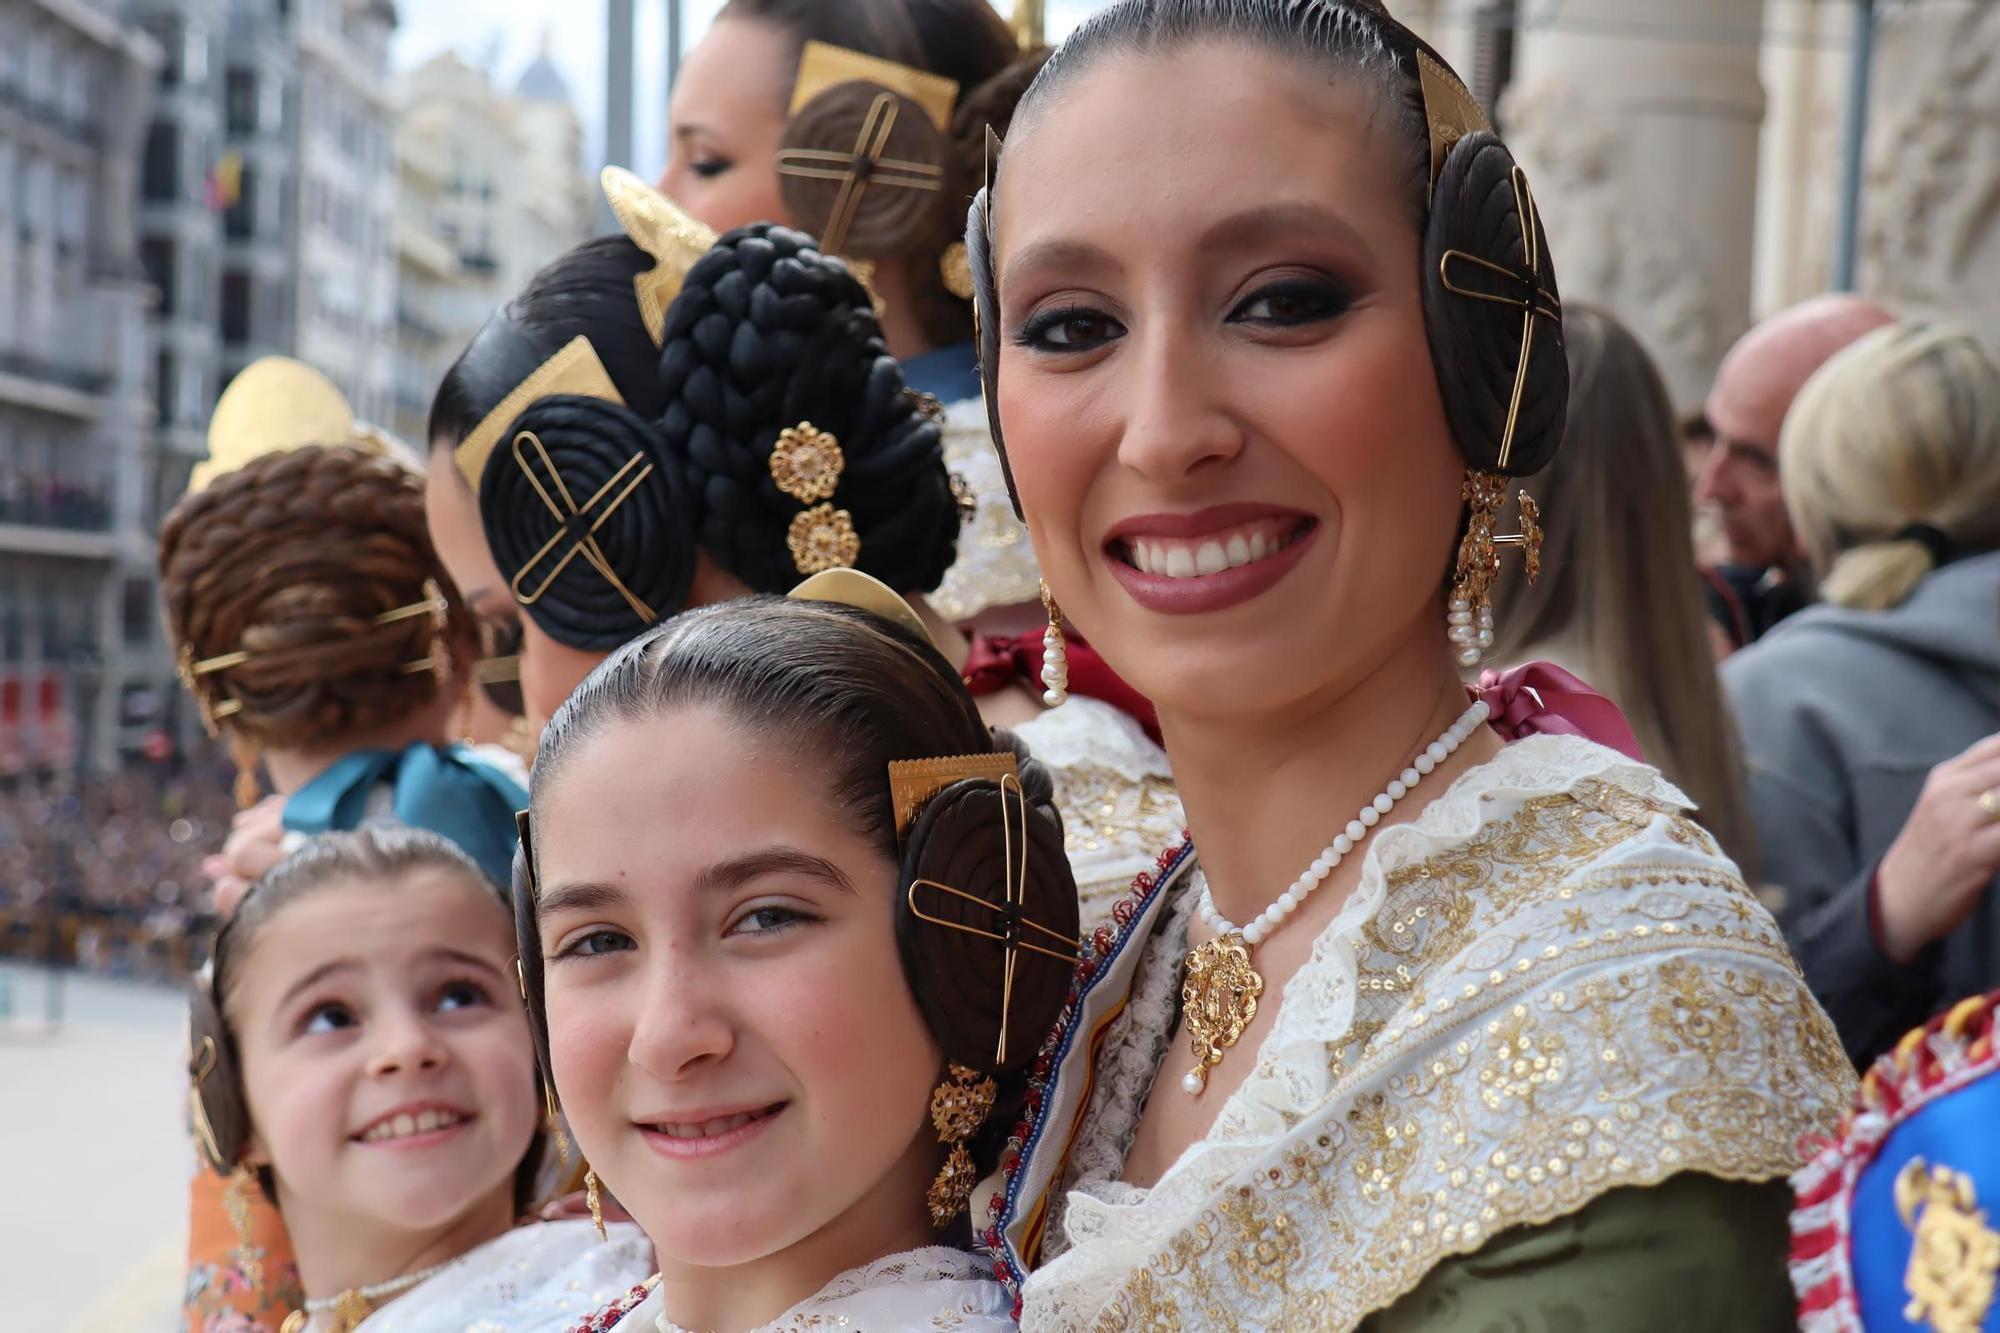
[478,394,696,651]
[187,987,248,1174]
[1421,130,1568,478]
[780,83,952,259]
[895,731,1077,1074]
[655,223,961,595]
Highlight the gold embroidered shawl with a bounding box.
[996,735,1853,1331]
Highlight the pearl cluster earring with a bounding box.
[1448,596,1495,668]
[1040,581,1068,707]
[1447,472,1542,668]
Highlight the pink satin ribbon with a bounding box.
[1474,662,1645,762]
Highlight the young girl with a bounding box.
[186,828,651,1332]
[965,1,1853,1326]
[517,579,1079,1330]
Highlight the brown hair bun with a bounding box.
[188,987,249,1174]
[779,82,953,260]
[895,734,1077,1075]
[1420,130,1569,478]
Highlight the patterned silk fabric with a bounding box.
[998,735,1855,1331]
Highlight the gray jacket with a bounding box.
[1723,550,2000,1065]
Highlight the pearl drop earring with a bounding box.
[1040,581,1069,707]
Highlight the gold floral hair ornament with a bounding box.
[1437,164,1561,470]
[903,772,1077,1067]
[768,421,860,574]
[789,41,958,130]
[505,431,659,623]
[175,579,454,735]
[789,567,932,645]
[455,337,627,492]
[601,166,716,347]
[190,356,402,493]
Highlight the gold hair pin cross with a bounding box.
[776,92,944,258]
[1437,164,1561,471]
[904,773,1079,1067]
[507,431,659,624]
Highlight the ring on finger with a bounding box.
[1980,788,2000,821]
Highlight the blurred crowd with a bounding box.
[0,467,113,532]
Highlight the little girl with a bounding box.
[186,827,651,1332]
[519,578,1080,1331]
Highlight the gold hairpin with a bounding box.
[776,91,945,258]
[789,41,958,129]
[455,337,627,492]
[506,430,659,623]
[189,1034,226,1170]
[601,166,715,346]
[1437,165,1560,470]
[904,773,1079,1066]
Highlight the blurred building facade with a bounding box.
[0,0,162,777]
[391,48,592,444]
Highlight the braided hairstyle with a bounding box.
[159,445,471,750]
[473,225,962,651]
[518,595,1078,1240]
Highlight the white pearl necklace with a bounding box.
[1183,697,1489,1094]
[301,1255,462,1321]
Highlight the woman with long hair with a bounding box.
[962,2,1850,1325]
[1725,322,2000,1065]
[1486,303,1758,875]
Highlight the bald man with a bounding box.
[1697,295,1895,642]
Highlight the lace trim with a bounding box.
[930,402,1041,622]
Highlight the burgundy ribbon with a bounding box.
[963,631,1163,746]
[1474,662,1645,762]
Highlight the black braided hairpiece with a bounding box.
[478,394,697,652]
[655,223,962,595]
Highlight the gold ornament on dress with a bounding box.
[1180,932,1265,1095]
[601,165,715,347]
[928,1063,998,1227]
[769,423,845,504]
[1897,1157,2000,1332]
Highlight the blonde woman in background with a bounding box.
[1724,322,2000,1066]
[1486,304,1758,876]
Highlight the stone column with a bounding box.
[1856,1,2000,347]
[1499,0,1768,408]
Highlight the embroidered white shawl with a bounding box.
[987,735,1853,1331]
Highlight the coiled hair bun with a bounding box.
[779,83,953,260]
[478,394,697,652]
[895,727,1076,1075]
[1420,131,1568,478]
[655,223,961,595]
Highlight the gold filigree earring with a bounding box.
[939,241,974,300]
[584,1167,607,1241]
[223,1163,264,1293]
[1448,472,1541,667]
[926,1063,997,1227]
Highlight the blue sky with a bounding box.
[392,1,1101,178]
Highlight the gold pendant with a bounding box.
[1181,932,1264,1094]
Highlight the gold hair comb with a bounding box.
[455,337,626,492]
[888,752,1021,842]
[191,356,404,493]
[601,166,715,346]
[789,41,959,130]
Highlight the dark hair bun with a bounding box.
[1421,131,1569,478]
[656,223,961,595]
[478,394,696,651]
[780,84,952,259]
[895,737,1077,1074]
